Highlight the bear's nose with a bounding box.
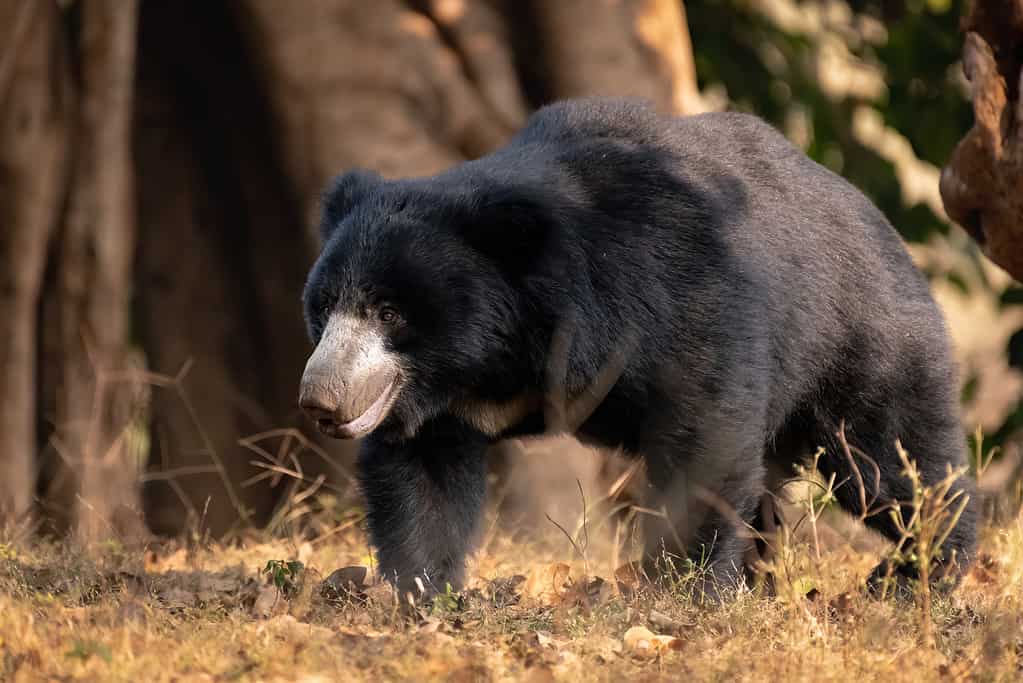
[298,384,339,423]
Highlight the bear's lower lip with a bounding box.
[320,374,401,440]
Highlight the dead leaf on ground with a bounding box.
[623,625,683,658]
[320,565,369,603]
[648,609,689,634]
[522,563,572,606]
[561,575,614,610]
[614,561,648,597]
[483,574,526,607]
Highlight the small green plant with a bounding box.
[430,582,461,615]
[263,559,304,597]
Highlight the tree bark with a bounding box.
[0,2,70,531]
[940,0,1023,281]
[516,0,704,114]
[134,2,334,537]
[233,0,518,234]
[50,0,142,541]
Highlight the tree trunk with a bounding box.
[0,1,70,532]
[519,0,704,114]
[134,2,337,537]
[49,0,143,542]
[940,1,1023,281]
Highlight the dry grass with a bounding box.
[2,493,1022,683]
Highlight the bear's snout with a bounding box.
[299,313,402,439]
[298,383,339,422]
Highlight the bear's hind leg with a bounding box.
[640,423,767,603]
[814,412,977,596]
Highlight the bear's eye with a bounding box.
[317,295,335,320]
[378,305,400,325]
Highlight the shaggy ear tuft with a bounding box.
[319,169,383,241]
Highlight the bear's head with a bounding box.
[298,168,559,442]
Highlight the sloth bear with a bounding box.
[299,98,976,601]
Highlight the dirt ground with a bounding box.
[2,491,1021,683]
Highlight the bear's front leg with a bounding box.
[357,416,489,600]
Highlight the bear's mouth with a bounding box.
[317,374,402,440]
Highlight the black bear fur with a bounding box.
[301,98,977,601]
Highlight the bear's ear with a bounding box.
[319,169,383,241]
[457,185,560,274]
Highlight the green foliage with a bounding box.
[262,559,304,595]
[430,582,462,615]
[687,0,969,244]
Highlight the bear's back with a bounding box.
[509,99,952,427]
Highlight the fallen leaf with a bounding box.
[563,575,614,609]
[484,575,526,607]
[648,610,683,633]
[623,626,682,657]
[614,561,647,597]
[792,575,817,598]
[522,563,572,606]
[320,566,369,603]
